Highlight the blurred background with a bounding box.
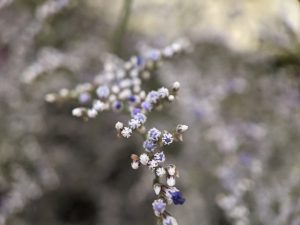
[1,0,300,225]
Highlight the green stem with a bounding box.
[112,0,133,56]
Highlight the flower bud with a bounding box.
[172,81,180,91]
[167,164,176,176]
[131,161,139,170]
[153,183,161,195]
[176,124,189,134]
[167,176,176,186]
[140,153,149,165]
[115,122,124,131]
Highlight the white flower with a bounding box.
[148,160,158,170]
[121,127,132,138]
[93,100,105,111]
[115,122,124,131]
[131,161,139,170]
[163,216,178,225]
[156,167,166,177]
[139,153,149,165]
[87,108,98,118]
[128,119,141,130]
[167,165,176,176]
[167,176,176,186]
[158,87,169,98]
[72,107,84,117]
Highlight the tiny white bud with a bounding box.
[139,153,150,165]
[131,161,139,170]
[87,108,98,118]
[118,89,132,100]
[45,93,56,103]
[172,81,180,90]
[115,122,124,131]
[176,124,189,133]
[140,91,146,99]
[141,71,150,80]
[112,85,120,94]
[109,94,117,102]
[167,176,176,186]
[167,165,176,176]
[168,95,175,102]
[153,184,161,195]
[133,85,141,93]
[59,88,69,97]
[72,108,84,117]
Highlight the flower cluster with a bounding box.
[46,40,190,224]
[45,39,190,121]
[112,79,188,223]
[120,119,188,224]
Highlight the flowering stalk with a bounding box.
[46,40,190,224]
[116,82,188,225]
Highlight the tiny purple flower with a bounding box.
[152,199,166,217]
[146,91,160,104]
[143,140,155,152]
[154,152,165,163]
[141,101,153,111]
[129,95,136,103]
[78,92,91,103]
[113,100,123,110]
[162,132,174,145]
[128,119,141,130]
[169,191,185,205]
[133,112,147,124]
[96,85,110,98]
[148,128,161,142]
[131,107,141,116]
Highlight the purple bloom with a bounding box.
[148,128,161,142]
[143,140,155,152]
[113,101,123,110]
[152,199,166,216]
[146,91,160,104]
[129,95,136,102]
[96,85,110,98]
[147,49,161,61]
[162,132,174,145]
[131,108,141,116]
[134,112,147,124]
[78,92,91,103]
[141,101,153,111]
[136,56,144,66]
[154,152,165,163]
[170,191,185,205]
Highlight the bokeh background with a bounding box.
[1,0,300,225]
